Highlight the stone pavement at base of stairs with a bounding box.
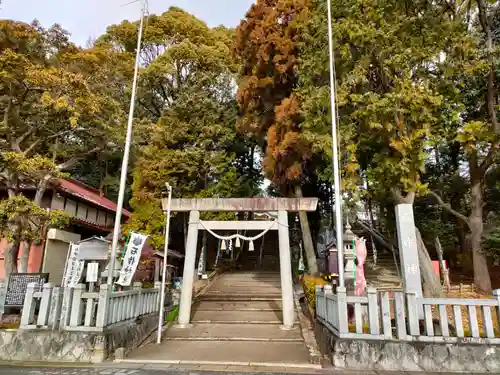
[0,364,491,375]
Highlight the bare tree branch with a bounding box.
[56,147,101,171]
[479,140,500,175]
[23,130,73,156]
[15,127,37,152]
[429,190,469,224]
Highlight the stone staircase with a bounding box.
[125,271,316,368]
[354,226,402,291]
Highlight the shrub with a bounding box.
[301,274,327,312]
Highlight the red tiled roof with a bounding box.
[55,179,132,217]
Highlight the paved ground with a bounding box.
[125,272,312,367]
[0,365,490,375]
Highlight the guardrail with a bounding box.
[21,281,161,332]
[316,285,500,344]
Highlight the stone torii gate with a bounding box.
[161,197,318,329]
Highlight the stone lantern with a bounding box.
[343,220,356,286]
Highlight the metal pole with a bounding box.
[327,0,344,288]
[107,1,146,285]
[157,184,172,343]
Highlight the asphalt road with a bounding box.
[0,365,487,375]
[0,368,322,375]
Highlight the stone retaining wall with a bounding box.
[0,313,158,363]
[315,320,500,373]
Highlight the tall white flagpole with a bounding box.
[327,0,344,287]
[107,0,147,285]
[157,183,172,343]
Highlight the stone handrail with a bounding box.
[407,291,500,344]
[316,285,500,344]
[21,281,162,332]
[20,283,63,329]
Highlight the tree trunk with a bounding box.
[4,236,20,281]
[294,185,318,275]
[469,181,492,293]
[19,241,32,273]
[415,228,444,297]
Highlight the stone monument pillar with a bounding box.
[395,203,423,317]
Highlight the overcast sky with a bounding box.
[1,0,255,46]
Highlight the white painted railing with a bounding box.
[20,283,63,329]
[316,285,500,344]
[316,285,384,340]
[408,291,500,344]
[21,281,161,332]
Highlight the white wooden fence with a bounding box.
[20,281,161,331]
[316,285,500,344]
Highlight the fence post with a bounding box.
[394,292,407,340]
[367,287,380,335]
[315,286,322,319]
[494,290,500,328]
[37,283,53,326]
[154,281,162,313]
[406,292,420,336]
[133,282,143,318]
[380,292,392,339]
[59,287,73,329]
[48,287,63,330]
[324,284,333,325]
[96,284,110,329]
[69,284,85,327]
[20,282,37,327]
[336,286,349,334]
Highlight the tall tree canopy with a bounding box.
[100,8,260,247]
[0,20,128,277]
[235,0,322,274]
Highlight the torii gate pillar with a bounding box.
[165,198,318,329]
[278,210,294,328]
[177,210,199,327]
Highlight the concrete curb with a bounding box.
[114,358,323,369]
[293,284,325,366]
[161,337,304,342]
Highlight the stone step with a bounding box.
[126,340,312,365]
[191,310,283,324]
[194,300,282,311]
[210,280,282,286]
[203,290,282,296]
[198,295,282,302]
[166,323,300,341]
[216,278,281,284]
